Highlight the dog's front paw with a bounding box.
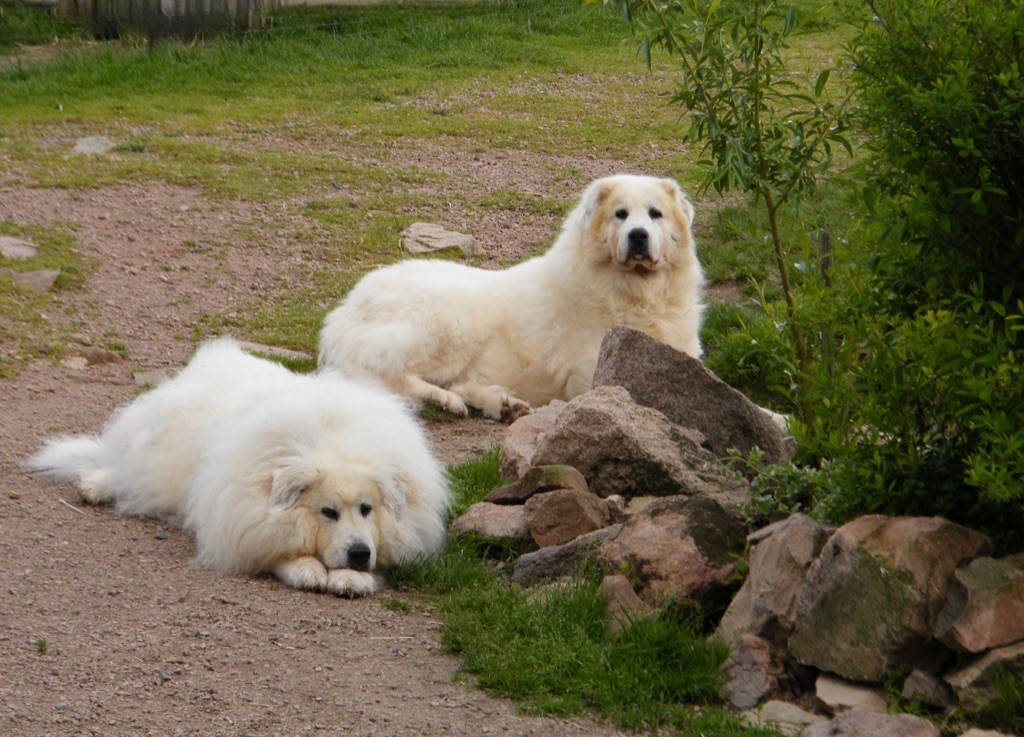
[500,397,532,425]
[326,569,381,598]
[274,556,329,591]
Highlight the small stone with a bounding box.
[524,489,609,548]
[134,369,171,387]
[741,700,827,737]
[945,639,1024,711]
[500,401,567,480]
[511,525,622,585]
[154,530,167,540]
[401,222,483,257]
[599,574,650,637]
[54,702,68,711]
[721,634,779,709]
[86,347,123,365]
[11,269,60,292]
[902,669,954,709]
[0,236,38,260]
[803,708,940,737]
[73,136,117,154]
[816,673,888,713]
[484,465,589,505]
[158,672,171,683]
[449,502,531,544]
[934,553,1024,653]
[61,356,89,371]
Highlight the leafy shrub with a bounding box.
[848,0,1024,306]
[790,0,1024,550]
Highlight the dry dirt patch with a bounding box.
[0,177,627,736]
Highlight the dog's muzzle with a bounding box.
[626,228,651,262]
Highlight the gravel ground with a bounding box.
[0,180,630,737]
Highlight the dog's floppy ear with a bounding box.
[269,457,319,512]
[377,472,417,520]
[660,178,695,225]
[581,179,615,224]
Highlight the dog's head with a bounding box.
[269,456,393,573]
[578,174,696,276]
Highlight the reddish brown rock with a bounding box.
[594,495,745,608]
[500,401,566,479]
[484,465,589,505]
[934,553,1024,653]
[599,574,651,637]
[449,502,531,544]
[524,489,610,548]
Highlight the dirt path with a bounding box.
[0,183,627,736]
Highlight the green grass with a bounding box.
[0,220,90,377]
[968,671,1024,735]
[387,450,775,737]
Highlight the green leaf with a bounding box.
[814,68,830,97]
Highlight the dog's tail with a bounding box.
[26,436,106,483]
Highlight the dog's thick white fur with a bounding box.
[27,338,450,597]
[319,174,705,421]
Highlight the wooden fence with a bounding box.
[56,0,272,32]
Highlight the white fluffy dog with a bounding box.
[27,338,450,597]
[319,174,705,421]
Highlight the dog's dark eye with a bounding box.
[649,208,663,220]
[321,507,339,521]
[359,502,373,518]
[614,208,628,220]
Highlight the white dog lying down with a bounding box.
[318,174,706,422]
[27,339,451,597]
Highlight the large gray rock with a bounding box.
[449,502,531,544]
[500,401,567,479]
[524,489,610,548]
[592,326,790,467]
[531,385,748,506]
[934,553,1024,653]
[802,709,940,737]
[594,495,745,608]
[718,514,834,646]
[789,515,992,682]
[510,525,622,585]
[945,640,1024,711]
[485,465,589,505]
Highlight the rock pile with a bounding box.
[448,327,1024,737]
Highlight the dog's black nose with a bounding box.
[347,543,372,572]
[627,228,650,259]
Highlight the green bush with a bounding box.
[791,0,1024,549]
[803,287,1024,549]
[848,0,1024,306]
